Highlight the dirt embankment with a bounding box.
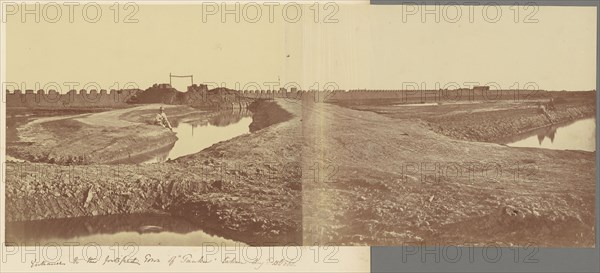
[6,105,194,164]
[340,96,595,143]
[427,103,595,142]
[301,100,594,247]
[5,100,302,245]
[247,99,293,132]
[5,98,595,247]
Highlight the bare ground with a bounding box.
[5,98,596,247]
[6,104,191,164]
[339,97,595,142]
[301,99,595,247]
[5,100,302,245]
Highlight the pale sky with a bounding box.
[5,3,597,92]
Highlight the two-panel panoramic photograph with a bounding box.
[0,1,598,272]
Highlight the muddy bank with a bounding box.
[6,105,189,164]
[6,98,595,247]
[6,213,199,242]
[6,105,260,165]
[165,100,302,244]
[247,99,294,132]
[5,100,302,245]
[301,100,594,247]
[339,96,595,143]
[427,103,595,142]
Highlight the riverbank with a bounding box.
[5,105,214,164]
[338,95,595,143]
[5,98,595,246]
[301,99,594,247]
[5,100,302,245]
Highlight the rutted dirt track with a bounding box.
[5,98,596,246]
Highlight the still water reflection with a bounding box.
[504,117,596,152]
[5,214,243,246]
[139,109,252,164]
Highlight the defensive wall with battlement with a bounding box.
[5,86,581,108]
[5,89,141,108]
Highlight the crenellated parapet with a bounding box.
[6,84,551,108]
[6,87,143,108]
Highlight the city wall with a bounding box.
[5,89,140,108]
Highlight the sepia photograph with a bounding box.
[0,1,597,271]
